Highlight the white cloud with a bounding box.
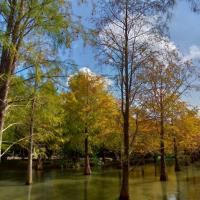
[79,67,93,75]
[79,67,113,87]
[66,67,93,86]
[99,14,182,66]
[185,45,200,61]
[66,67,112,88]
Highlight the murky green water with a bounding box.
[0,163,200,200]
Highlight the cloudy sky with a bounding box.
[170,1,200,58]
[66,1,200,108]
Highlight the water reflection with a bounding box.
[27,185,32,200]
[84,176,89,200]
[0,164,200,200]
[175,172,181,200]
[161,183,167,200]
[160,173,183,200]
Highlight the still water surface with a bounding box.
[0,163,200,200]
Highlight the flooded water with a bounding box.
[0,163,200,200]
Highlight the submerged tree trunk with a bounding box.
[119,98,130,199]
[174,137,181,172]
[120,114,130,199]
[120,154,129,200]
[26,94,36,185]
[160,138,167,181]
[84,135,91,175]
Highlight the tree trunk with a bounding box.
[26,130,33,185]
[141,157,145,177]
[160,113,167,181]
[35,155,43,171]
[154,154,157,176]
[102,149,106,164]
[159,81,167,182]
[26,95,36,185]
[0,77,10,162]
[0,0,21,161]
[84,137,91,175]
[0,49,14,162]
[119,74,130,200]
[120,158,129,200]
[160,140,167,181]
[174,137,181,172]
[119,2,130,200]
[184,149,189,166]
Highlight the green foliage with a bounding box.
[62,70,121,156]
[3,76,64,157]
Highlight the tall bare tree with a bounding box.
[95,0,172,199]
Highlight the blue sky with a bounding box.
[169,1,200,107]
[170,1,200,53]
[66,1,200,108]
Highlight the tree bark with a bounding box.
[119,2,129,199]
[160,110,167,181]
[26,94,36,185]
[174,137,181,172]
[84,136,91,175]
[120,157,129,200]
[0,77,10,162]
[160,140,167,181]
[159,78,167,182]
[0,0,22,161]
[0,46,15,163]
